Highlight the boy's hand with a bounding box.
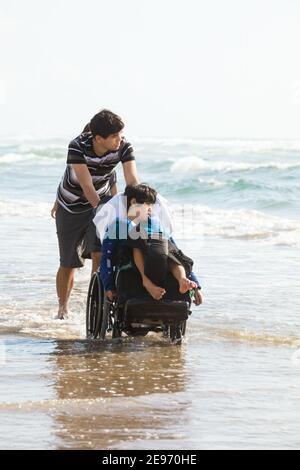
[51,201,58,219]
[193,288,203,306]
[92,199,102,218]
[105,290,117,301]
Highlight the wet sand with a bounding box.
[1,328,300,450]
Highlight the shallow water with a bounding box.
[1,328,299,450]
[0,138,300,449]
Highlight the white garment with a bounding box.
[93,192,174,243]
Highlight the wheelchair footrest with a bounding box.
[124,298,190,325]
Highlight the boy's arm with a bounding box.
[109,171,118,196]
[72,164,101,208]
[67,139,100,208]
[120,140,139,185]
[122,160,139,186]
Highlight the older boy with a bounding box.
[52,109,139,319]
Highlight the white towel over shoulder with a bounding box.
[93,192,173,243]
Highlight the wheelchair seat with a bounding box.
[124,297,190,326]
[86,261,192,344]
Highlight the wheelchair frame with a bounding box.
[86,272,191,344]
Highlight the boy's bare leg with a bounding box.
[169,260,197,293]
[91,251,101,275]
[133,248,166,300]
[56,267,76,319]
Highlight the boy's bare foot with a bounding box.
[179,278,197,294]
[143,278,166,300]
[56,307,68,320]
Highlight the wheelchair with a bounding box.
[86,264,192,345]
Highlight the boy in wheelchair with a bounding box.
[98,184,202,307]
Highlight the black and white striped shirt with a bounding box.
[57,132,135,214]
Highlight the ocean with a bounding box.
[0,137,299,449]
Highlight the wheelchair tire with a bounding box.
[112,323,122,339]
[169,321,186,345]
[86,272,105,339]
[98,299,110,340]
[181,320,187,337]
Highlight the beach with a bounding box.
[0,138,300,449]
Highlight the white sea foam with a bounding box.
[18,142,66,153]
[0,152,63,164]
[0,199,50,217]
[170,156,300,175]
[170,203,300,247]
[1,198,299,247]
[198,177,226,187]
[131,137,300,152]
[0,153,37,164]
[0,305,84,339]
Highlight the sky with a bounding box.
[0,0,300,139]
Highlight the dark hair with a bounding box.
[89,109,124,138]
[81,122,90,134]
[124,184,157,209]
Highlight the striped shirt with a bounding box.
[57,132,135,214]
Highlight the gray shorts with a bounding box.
[56,204,101,268]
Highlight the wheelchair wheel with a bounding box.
[112,322,122,339]
[169,321,186,345]
[181,320,187,337]
[98,299,110,340]
[86,272,106,339]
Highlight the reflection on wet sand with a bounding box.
[48,336,190,449]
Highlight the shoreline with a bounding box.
[1,331,300,450]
